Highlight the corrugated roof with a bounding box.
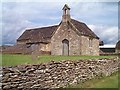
[99,45,116,48]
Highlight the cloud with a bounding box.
[1,2,61,45]
[1,2,118,45]
[1,0,120,2]
[71,2,118,26]
[88,25,118,44]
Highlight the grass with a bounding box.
[67,71,119,88]
[2,54,115,66]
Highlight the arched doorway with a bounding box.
[62,39,69,56]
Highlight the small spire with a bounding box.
[62,4,71,22]
[62,4,70,10]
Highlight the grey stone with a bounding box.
[2,59,119,89]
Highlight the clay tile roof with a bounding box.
[71,19,99,39]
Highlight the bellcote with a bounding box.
[62,4,71,22]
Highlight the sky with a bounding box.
[0,0,119,45]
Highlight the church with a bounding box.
[16,4,100,56]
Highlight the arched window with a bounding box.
[62,39,69,56]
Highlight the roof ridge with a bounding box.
[26,25,59,31]
[71,18,84,24]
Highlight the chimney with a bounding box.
[62,4,71,22]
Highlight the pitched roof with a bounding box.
[71,19,99,39]
[62,4,70,10]
[17,25,58,43]
[17,19,99,43]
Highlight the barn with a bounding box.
[99,45,116,55]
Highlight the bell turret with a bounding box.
[62,4,71,22]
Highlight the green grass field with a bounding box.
[1,54,115,66]
[67,71,119,88]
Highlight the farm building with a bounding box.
[99,45,116,55]
[4,4,100,56]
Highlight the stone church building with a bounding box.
[16,4,100,56]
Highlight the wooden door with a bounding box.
[62,39,69,56]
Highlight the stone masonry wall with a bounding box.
[51,22,80,55]
[81,36,99,56]
[40,43,51,52]
[2,58,119,89]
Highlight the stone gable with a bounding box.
[51,22,80,55]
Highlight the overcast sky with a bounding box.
[1,0,119,45]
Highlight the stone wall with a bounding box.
[51,22,80,55]
[51,21,99,56]
[40,43,51,52]
[2,58,119,89]
[81,36,99,56]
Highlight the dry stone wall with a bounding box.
[2,58,119,89]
